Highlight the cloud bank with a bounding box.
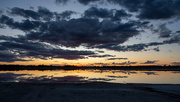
[0,0,179,63]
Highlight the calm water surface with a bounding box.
[0,70,180,84]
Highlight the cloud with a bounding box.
[63,0,180,20]
[112,61,137,65]
[8,7,75,21]
[141,60,159,64]
[106,75,128,78]
[137,0,180,20]
[0,7,151,62]
[150,23,173,38]
[9,7,41,20]
[0,7,147,48]
[153,47,160,52]
[0,4,179,63]
[0,36,96,62]
[163,32,180,44]
[0,15,40,31]
[88,78,115,81]
[56,0,100,5]
[0,52,28,62]
[25,18,143,47]
[95,42,164,52]
[107,58,128,60]
[94,63,110,66]
[106,0,180,20]
[55,0,69,4]
[95,50,104,53]
[78,0,100,5]
[89,54,115,58]
[171,62,180,65]
[84,7,131,21]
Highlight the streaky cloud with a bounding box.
[107,58,128,60]
[141,60,159,64]
[112,61,137,65]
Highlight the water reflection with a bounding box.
[88,78,115,81]
[112,71,137,75]
[0,70,180,84]
[141,72,159,75]
[106,75,128,78]
[0,73,32,82]
[172,71,180,74]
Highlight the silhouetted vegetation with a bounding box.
[0,65,179,71]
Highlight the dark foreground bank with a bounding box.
[0,82,180,102]
[0,65,180,71]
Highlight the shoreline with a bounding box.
[1,82,180,102]
[0,66,180,71]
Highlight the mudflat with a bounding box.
[0,82,180,102]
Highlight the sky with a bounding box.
[0,0,180,66]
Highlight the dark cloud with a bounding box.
[59,11,76,20]
[9,7,41,20]
[88,78,115,81]
[78,0,100,5]
[1,7,174,54]
[163,33,180,44]
[95,42,164,52]
[106,0,143,12]
[0,15,40,31]
[84,7,110,18]
[37,6,54,21]
[0,51,28,62]
[56,0,69,4]
[0,35,95,62]
[56,0,100,5]
[93,63,109,66]
[68,0,180,20]
[84,7,131,21]
[158,24,172,38]
[95,50,104,53]
[141,60,158,64]
[106,75,128,78]
[0,4,179,64]
[1,18,139,47]
[151,24,172,38]
[0,7,149,49]
[138,0,180,20]
[171,62,180,65]
[8,7,75,21]
[106,0,180,20]
[107,58,128,60]
[0,10,2,14]
[153,47,160,52]
[89,54,115,58]
[27,18,142,47]
[0,7,151,63]
[112,61,137,65]
[1,14,144,48]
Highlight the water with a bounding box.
[0,70,180,84]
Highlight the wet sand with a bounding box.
[0,82,180,102]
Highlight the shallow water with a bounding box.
[0,70,180,84]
